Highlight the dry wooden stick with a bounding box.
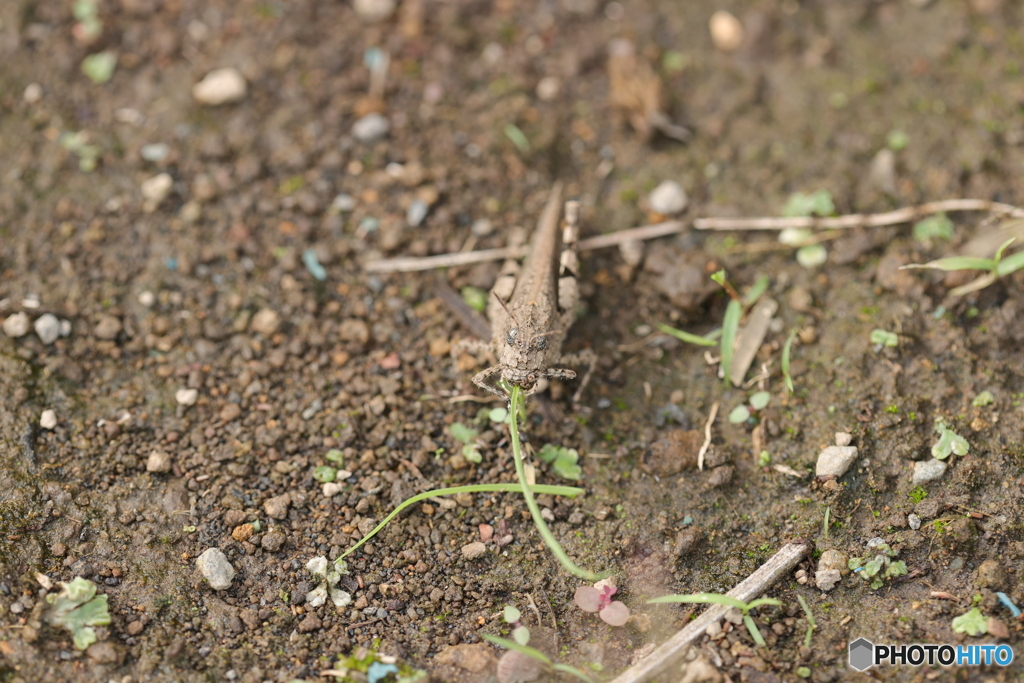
[609,541,811,683]
[694,199,1024,231]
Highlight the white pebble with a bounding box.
[648,180,689,215]
[913,458,947,485]
[834,432,853,447]
[176,388,199,406]
[815,445,858,479]
[815,570,841,592]
[407,199,429,227]
[332,194,356,212]
[352,113,390,144]
[141,173,173,210]
[322,482,343,497]
[140,143,170,162]
[536,76,561,101]
[192,68,247,106]
[23,83,42,104]
[40,410,58,430]
[138,290,156,308]
[146,450,172,473]
[908,513,922,530]
[709,10,744,52]
[353,0,396,22]
[34,314,61,345]
[250,308,280,336]
[196,548,235,590]
[59,319,72,337]
[3,312,30,338]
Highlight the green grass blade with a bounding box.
[647,593,748,610]
[781,329,796,393]
[508,386,605,581]
[481,634,551,666]
[656,322,717,347]
[743,614,767,647]
[996,249,1024,277]
[721,300,741,386]
[339,482,584,560]
[552,663,598,682]
[901,257,994,272]
[743,275,770,308]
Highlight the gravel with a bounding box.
[908,513,922,530]
[2,312,30,337]
[352,113,390,144]
[461,542,487,560]
[39,410,57,430]
[93,315,122,340]
[648,180,688,215]
[815,445,858,479]
[34,314,60,344]
[192,68,247,106]
[196,548,235,590]
[175,388,199,406]
[912,458,947,485]
[146,450,172,473]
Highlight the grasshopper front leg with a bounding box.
[554,348,598,406]
[472,365,509,400]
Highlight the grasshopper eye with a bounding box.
[533,337,547,351]
[506,327,519,345]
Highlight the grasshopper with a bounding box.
[458,183,596,404]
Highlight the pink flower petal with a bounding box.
[574,586,601,612]
[599,601,631,626]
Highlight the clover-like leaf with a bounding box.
[450,422,478,444]
[45,578,111,650]
[599,601,630,627]
[952,607,988,636]
[574,586,602,613]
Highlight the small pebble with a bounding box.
[146,450,172,473]
[406,199,429,227]
[988,618,1010,640]
[868,148,897,196]
[192,68,247,106]
[23,83,42,104]
[175,388,199,406]
[40,410,57,430]
[536,76,560,101]
[834,432,853,447]
[2,312,30,338]
[461,542,487,560]
[815,445,858,479]
[138,291,156,308]
[141,173,173,210]
[353,0,396,22]
[196,548,235,590]
[140,143,170,162]
[908,513,922,530]
[93,314,122,340]
[912,458,947,485]
[815,570,841,592]
[648,180,688,215]
[723,607,743,625]
[59,319,72,337]
[322,482,343,497]
[34,314,61,344]
[250,308,280,335]
[709,10,744,52]
[332,194,356,212]
[352,113,390,144]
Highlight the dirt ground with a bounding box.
[2,0,1024,681]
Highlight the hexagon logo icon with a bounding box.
[849,638,874,671]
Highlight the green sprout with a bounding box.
[481,634,595,682]
[781,329,797,393]
[44,577,111,650]
[886,130,909,151]
[870,329,898,348]
[796,594,817,648]
[449,422,482,463]
[972,390,994,407]
[537,444,582,481]
[901,237,1024,296]
[951,607,988,636]
[461,286,488,313]
[931,425,968,460]
[648,593,782,647]
[848,542,907,590]
[655,322,718,347]
[912,213,954,245]
[504,124,530,154]
[908,487,928,504]
[728,391,771,424]
[782,190,835,218]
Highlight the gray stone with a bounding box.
[834,432,853,447]
[196,548,235,590]
[912,458,947,485]
[93,314,122,340]
[815,569,841,592]
[146,450,172,473]
[34,313,61,344]
[815,445,858,478]
[648,180,688,215]
[908,513,921,530]
[352,113,390,144]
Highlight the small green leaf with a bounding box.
[504,124,530,153]
[886,130,909,151]
[512,625,531,646]
[912,214,954,244]
[870,329,898,348]
[951,607,988,636]
[796,244,828,268]
[45,578,111,651]
[488,407,509,423]
[782,329,796,394]
[743,276,770,307]
[461,286,488,313]
[461,444,482,463]
[314,466,337,483]
[996,249,1024,277]
[655,322,717,347]
[749,391,770,411]
[972,390,994,407]
[782,190,834,218]
[901,256,994,272]
[552,449,582,481]
[449,422,478,444]
[82,51,117,84]
[503,605,521,623]
[932,427,969,460]
[325,449,345,465]
[728,405,750,424]
[721,300,741,386]
[710,269,727,287]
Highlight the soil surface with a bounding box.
[2,1,1024,682]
